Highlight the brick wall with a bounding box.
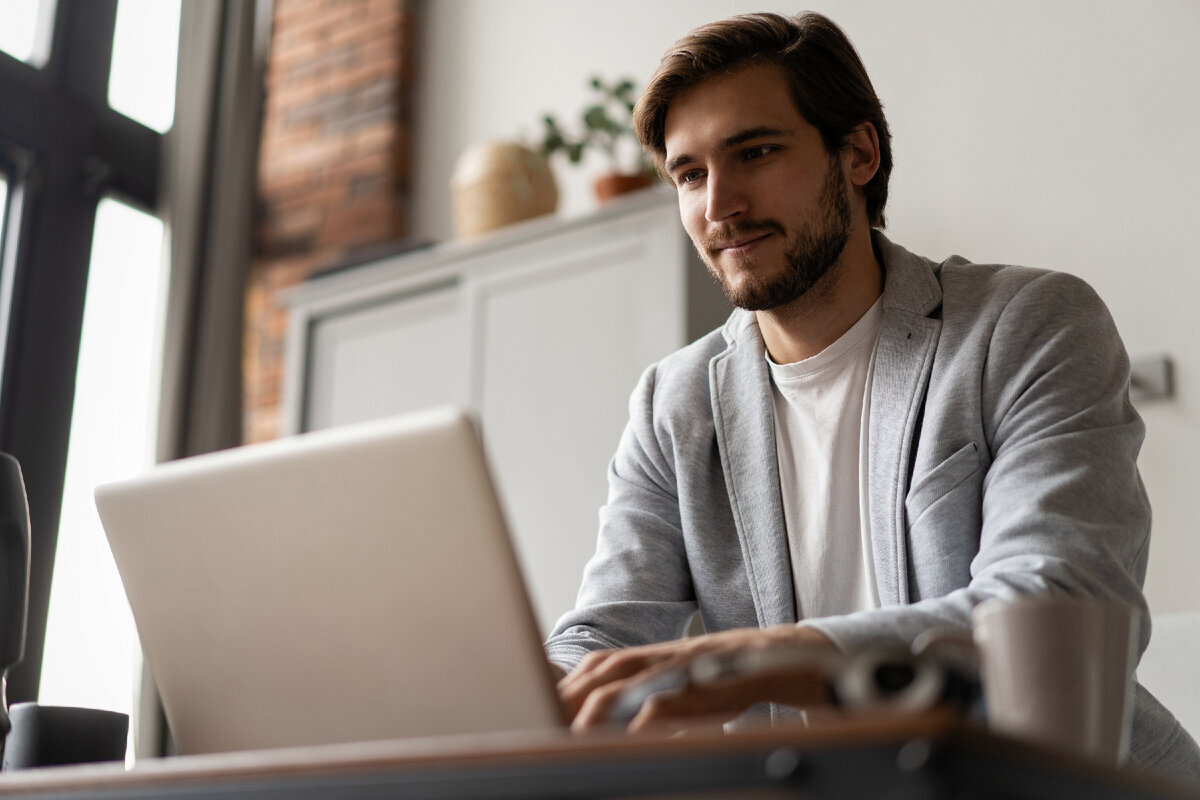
[245,0,414,443]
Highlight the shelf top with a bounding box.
[283,186,680,310]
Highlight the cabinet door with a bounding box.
[304,280,471,431]
[472,211,688,633]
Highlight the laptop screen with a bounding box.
[96,406,565,755]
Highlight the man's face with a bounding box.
[663,64,854,311]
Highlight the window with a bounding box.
[0,0,53,66]
[109,0,181,133]
[38,199,166,715]
[29,0,180,723]
[0,2,175,723]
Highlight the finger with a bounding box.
[626,667,831,733]
[627,679,755,733]
[559,653,650,719]
[572,658,693,731]
[557,650,610,691]
[559,648,678,719]
[571,675,637,732]
[563,638,690,686]
[558,650,623,704]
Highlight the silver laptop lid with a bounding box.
[96,406,564,755]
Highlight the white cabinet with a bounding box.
[282,189,729,633]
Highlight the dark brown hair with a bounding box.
[634,12,893,227]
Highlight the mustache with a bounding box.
[703,219,786,252]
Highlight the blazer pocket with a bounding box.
[905,441,983,528]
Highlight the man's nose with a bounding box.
[705,171,748,223]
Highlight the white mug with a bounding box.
[972,595,1138,764]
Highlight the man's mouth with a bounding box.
[708,233,774,260]
[716,233,772,253]
[705,222,785,258]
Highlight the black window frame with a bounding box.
[0,0,163,703]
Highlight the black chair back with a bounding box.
[0,452,31,747]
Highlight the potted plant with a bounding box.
[540,76,659,204]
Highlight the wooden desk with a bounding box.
[0,715,1191,799]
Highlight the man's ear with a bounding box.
[842,123,881,188]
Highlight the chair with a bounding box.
[0,452,127,770]
[0,452,30,749]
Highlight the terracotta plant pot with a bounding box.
[593,171,655,204]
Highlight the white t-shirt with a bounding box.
[767,298,883,620]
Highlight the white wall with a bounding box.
[412,0,1200,615]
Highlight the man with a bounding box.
[543,11,1200,782]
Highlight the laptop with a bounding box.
[95,406,567,755]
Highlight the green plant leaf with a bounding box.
[534,74,648,169]
[582,105,614,132]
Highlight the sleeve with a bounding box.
[806,271,1153,655]
[543,362,700,672]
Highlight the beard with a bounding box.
[700,154,853,311]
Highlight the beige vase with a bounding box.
[450,141,559,238]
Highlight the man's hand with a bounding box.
[558,625,837,733]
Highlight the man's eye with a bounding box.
[744,145,775,161]
[678,169,703,185]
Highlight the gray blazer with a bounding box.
[545,232,1199,780]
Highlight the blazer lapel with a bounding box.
[707,231,944,621]
[867,232,944,607]
[710,313,797,628]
